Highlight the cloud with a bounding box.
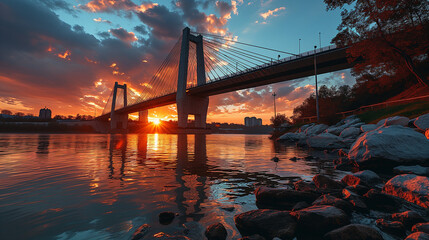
[260,6,285,20]
[109,27,138,43]
[79,0,157,13]
[93,17,112,24]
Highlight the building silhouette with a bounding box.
[244,116,262,127]
[39,107,52,120]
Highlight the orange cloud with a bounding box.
[260,7,285,20]
[57,50,71,59]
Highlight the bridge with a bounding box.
[97,27,353,131]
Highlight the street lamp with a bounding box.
[299,38,301,55]
[272,92,277,119]
[314,46,320,122]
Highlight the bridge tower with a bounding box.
[177,27,209,128]
[110,82,128,132]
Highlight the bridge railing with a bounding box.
[187,44,338,88]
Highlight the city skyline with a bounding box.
[0,0,355,124]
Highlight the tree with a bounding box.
[270,113,291,127]
[325,0,429,86]
[1,110,12,115]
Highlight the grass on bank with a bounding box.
[357,101,429,124]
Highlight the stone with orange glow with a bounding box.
[341,170,382,187]
[383,174,429,208]
[412,223,429,234]
[348,125,429,170]
[323,224,383,240]
[375,218,406,237]
[291,205,350,235]
[377,116,410,127]
[414,113,429,131]
[255,187,319,210]
[312,194,353,214]
[391,211,425,228]
[205,223,227,240]
[234,209,297,240]
[405,232,429,240]
[312,174,344,191]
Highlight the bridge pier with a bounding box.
[138,110,148,124]
[110,82,128,133]
[177,27,209,128]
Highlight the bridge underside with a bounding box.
[98,47,353,121]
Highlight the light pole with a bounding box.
[272,92,277,119]
[319,32,321,48]
[314,46,320,122]
[299,38,301,55]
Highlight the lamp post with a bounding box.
[272,92,277,119]
[319,32,321,48]
[299,38,301,55]
[314,46,320,122]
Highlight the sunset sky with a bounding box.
[0,0,355,124]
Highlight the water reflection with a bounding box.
[0,134,348,240]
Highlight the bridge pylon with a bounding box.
[176,27,209,128]
[110,82,128,133]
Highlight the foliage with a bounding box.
[325,0,429,86]
[270,113,291,127]
[1,110,12,115]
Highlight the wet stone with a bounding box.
[405,232,429,240]
[324,224,383,240]
[131,224,151,240]
[375,219,406,237]
[159,212,176,225]
[391,211,425,229]
[412,223,429,234]
[205,223,227,240]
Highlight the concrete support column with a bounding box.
[176,27,209,129]
[138,110,148,123]
[110,82,128,132]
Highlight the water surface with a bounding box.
[0,134,348,239]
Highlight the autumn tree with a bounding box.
[325,0,429,86]
[270,113,291,127]
[1,110,12,115]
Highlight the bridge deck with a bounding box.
[97,47,352,120]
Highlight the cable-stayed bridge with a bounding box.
[97,27,353,131]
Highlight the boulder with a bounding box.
[298,123,315,133]
[405,232,429,240]
[305,124,329,136]
[131,224,151,240]
[292,201,310,211]
[159,212,175,225]
[291,205,350,235]
[394,165,429,176]
[412,223,429,234]
[293,180,317,192]
[312,174,344,190]
[342,188,368,212]
[278,132,306,142]
[205,223,227,240]
[340,127,362,139]
[375,219,406,237]
[145,232,190,240]
[377,116,410,127]
[344,185,370,196]
[383,174,429,208]
[323,224,383,240]
[361,124,378,132]
[341,170,381,187]
[348,125,429,170]
[415,113,429,131]
[255,187,319,210]
[305,133,349,149]
[364,189,401,212]
[312,194,353,214]
[238,234,266,240]
[391,211,425,228]
[234,209,296,240]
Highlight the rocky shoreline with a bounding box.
[131,114,429,240]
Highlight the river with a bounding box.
[0,134,348,239]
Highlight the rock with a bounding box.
[298,123,315,133]
[342,170,382,187]
[205,223,227,240]
[293,180,317,192]
[342,188,368,212]
[426,130,429,140]
[326,117,361,136]
[312,174,344,190]
[340,127,362,139]
[364,189,401,212]
[221,206,235,212]
[392,211,425,228]
[415,113,429,131]
[377,116,410,127]
[131,224,151,240]
[412,223,429,234]
[289,157,298,161]
[292,201,310,211]
[146,232,190,240]
[182,221,204,239]
[361,124,378,132]
[344,185,370,196]
[159,212,175,225]
[234,209,296,240]
[255,187,319,210]
[305,124,329,136]
[348,125,429,170]
[278,132,306,142]
[375,219,406,237]
[238,234,266,240]
[383,174,429,208]
[291,205,350,235]
[323,224,383,240]
[312,194,353,214]
[394,165,429,176]
[305,133,349,149]
[405,232,429,240]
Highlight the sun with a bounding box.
[153,118,161,125]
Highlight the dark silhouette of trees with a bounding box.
[270,114,292,127]
[325,0,429,86]
[1,110,12,115]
